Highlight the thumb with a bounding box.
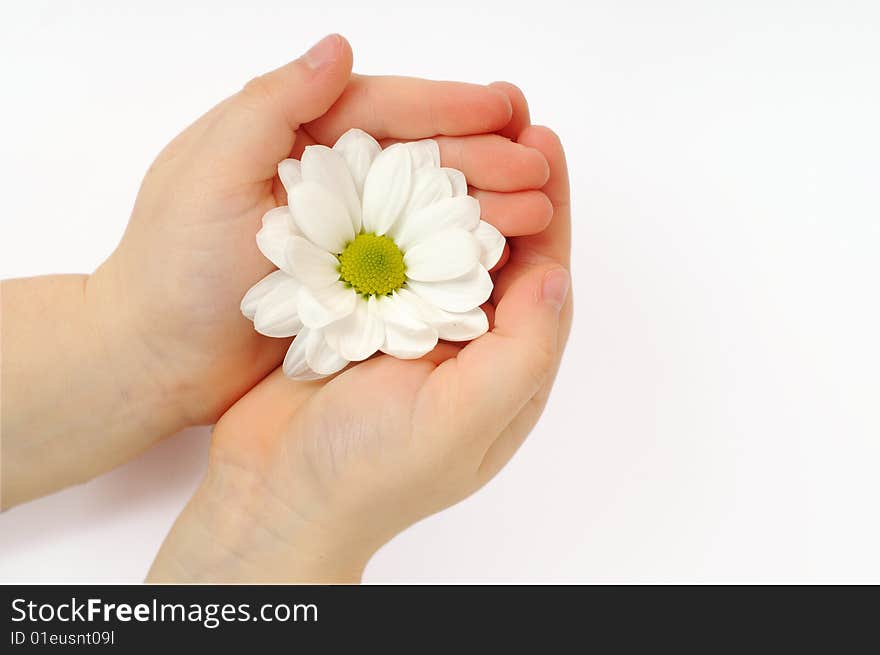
[448,263,570,441]
[219,34,354,179]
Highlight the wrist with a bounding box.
[86,259,195,432]
[148,459,370,583]
[1,272,193,507]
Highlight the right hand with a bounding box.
[148,125,571,583]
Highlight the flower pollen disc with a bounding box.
[337,233,407,297]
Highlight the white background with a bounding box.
[2,0,879,583]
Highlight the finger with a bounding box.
[436,134,549,191]
[305,76,513,143]
[508,126,572,265]
[492,126,572,304]
[427,264,569,443]
[218,34,353,182]
[380,134,549,191]
[275,133,551,221]
[471,189,554,236]
[489,81,531,140]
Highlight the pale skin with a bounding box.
[1,35,572,582]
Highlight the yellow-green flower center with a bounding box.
[337,233,406,297]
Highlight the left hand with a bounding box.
[94,34,548,426]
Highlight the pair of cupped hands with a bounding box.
[7,35,572,582]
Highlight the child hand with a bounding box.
[3,34,553,505]
[148,127,571,582]
[96,34,551,422]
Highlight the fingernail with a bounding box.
[541,268,570,310]
[303,34,340,70]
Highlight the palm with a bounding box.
[211,355,464,548]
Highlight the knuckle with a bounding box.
[240,74,275,107]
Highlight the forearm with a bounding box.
[1,273,189,508]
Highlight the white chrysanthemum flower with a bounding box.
[241,128,506,381]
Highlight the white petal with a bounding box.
[432,307,488,341]
[473,220,506,270]
[404,228,481,282]
[406,265,492,313]
[253,275,303,337]
[301,145,361,233]
[394,196,481,251]
[333,128,381,195]
[278,159,302,195]
[378,293,438,358]
[297,282,357,328]
[395,288,488,341]
[283,328,327,380]
[362,143,413,235]
[305,329,349,375]
[289,180,355,254]
[443,167,468,197]
[323,296,385,361]
[287,236,341,289]
[241,269,290,320]
[406,139,441,169]
[256,206,300,272]
[400,167,453,219]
